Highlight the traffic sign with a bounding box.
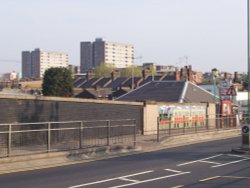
[242,125,249,134]
[219,80,230,97]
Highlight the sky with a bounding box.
[0,0,247,74]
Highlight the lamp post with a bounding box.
[248,0,250,122]
[212,68,219,104]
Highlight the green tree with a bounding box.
[242,73,248,90]
[94,64,115,78]
[42,67,73,97]
[121,66,142,77]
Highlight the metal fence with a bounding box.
[157,114,241,142]
[0,119,136,158]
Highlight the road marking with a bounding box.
[177,154,223,166]
[199,176,220,182]
[212,158,250,168]
[68,171,153,188]
[221,176,250,179]
[171,185,184,188]
[227,154,250,159]
[69,169,190,188]
[109,171,190,188]
[118,178,139,183]
[200,160,221,165]
[164,169,183,173]
[199,175,250,183]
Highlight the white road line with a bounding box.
[164,169,184,173]
[227,154,250,159]
[118,178,139,183]
[177,154,223,166]
[109,171,191,188]
[212,158,250,168]
[68,171,153,188]
[200,160,222,165]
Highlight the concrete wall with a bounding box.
[0,95,144,133]
[0,95,217,135]
[143,101,158,135]
[143,102,215,135]
[207,103,216,128]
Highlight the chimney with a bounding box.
[111,70,120,81]
[188,65,193,82]
[224,72,228,80]
[180,66,188,80]
[175,68,180,81]
[233,72,239,83]
[142,67,151,79]
[87,71,95,81]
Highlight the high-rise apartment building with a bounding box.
[80,38,134,73]
[22,48,68,79]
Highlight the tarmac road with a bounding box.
[0,137,249,188]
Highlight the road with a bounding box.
[0,137,249,188]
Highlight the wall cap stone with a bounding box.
[0,94,143,106]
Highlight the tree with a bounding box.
[242,73,248,90]
[42,67,73,97]
[94,64,115,78]
[121,66,142,77]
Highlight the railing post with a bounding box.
[183,116,185,135]
[8,124,12,157]
[79,121,83,149]
[47,122,51,152]
[195,116,198,133]
[107,120,110,146]
[206,116,209,131]
[169,120,171,137]
[134,120,136,147]
[157,117,160,142]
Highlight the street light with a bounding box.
[212,68,219,104]
[248,0,250,121]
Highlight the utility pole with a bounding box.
[132,56,142,90]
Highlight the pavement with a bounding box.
[0,128,242,174]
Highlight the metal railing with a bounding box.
[157,114,241,142]
[0,119,136,158]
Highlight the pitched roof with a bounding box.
[81,78,100,89]
[91,78,111,88]
[116,81,218,103]
[122,77,141,88]
[105,77,128,89]
[117,81,186,102]
[73,77,86,88]
[139,76,161,86]
[183,82,220,103]
[76,88,112,99]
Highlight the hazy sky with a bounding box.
[0,0,247,74]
